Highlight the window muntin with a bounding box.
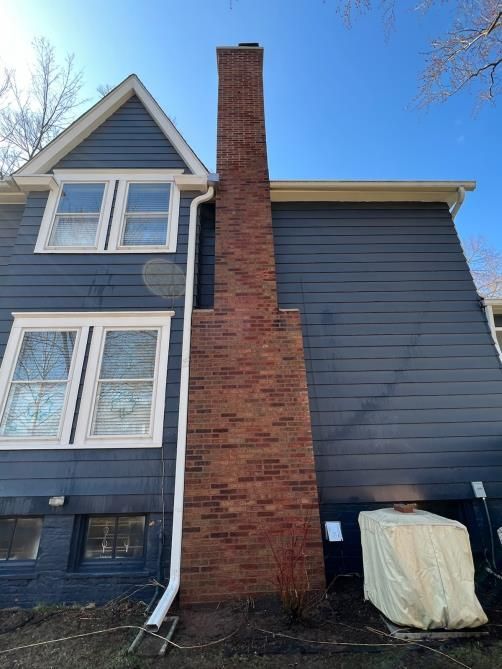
[121,183,171,247]
[0,330,77,438]
[48,182,107,248]
[83,516,145,561]
[0,518,42,561]
[90,329,159,436]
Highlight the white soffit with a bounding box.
[14,74,208,177]
[270,180,476,208]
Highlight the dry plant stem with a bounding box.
[265,510,315,620]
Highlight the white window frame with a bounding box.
[0,312,173,450]
[107,174,180,253]
[35,174,115,253]
[0,314,88,448]
[487,304,502,361]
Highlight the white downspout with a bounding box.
[146,185,214,632]
[450,186,465,220]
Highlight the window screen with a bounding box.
[121,183,170,247]
[0,331,76,438]
[83,516,145,560]
[49,183,105,247]
[91,330,158,436]
[0,518,42,561]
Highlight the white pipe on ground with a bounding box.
[146,186,214,632]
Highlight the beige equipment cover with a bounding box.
[359,508,487,630]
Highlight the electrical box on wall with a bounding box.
[471,481,487,498]
[325,521,343,542]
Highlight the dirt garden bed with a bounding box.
[1,573,502,668]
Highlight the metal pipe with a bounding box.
[145,186,215,632]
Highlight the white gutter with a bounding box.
[146,185,214,632]
[269,180,476,208]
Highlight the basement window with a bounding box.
[0,517,42,561]
[82,516,145,562]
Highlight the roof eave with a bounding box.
[269,180,476,208]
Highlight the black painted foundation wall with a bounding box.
[0,512,165,608]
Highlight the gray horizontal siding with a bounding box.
[0,190,199,513]
[53,95,190,171]
[0,204,23,275]
[272,201,502,505]
[195,204,215,308]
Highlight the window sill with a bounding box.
[0,563,37,579]
[66,568,151,579]
[34,248,177,254]
[0,441,163,450]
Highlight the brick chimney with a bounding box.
[181,45,325,603]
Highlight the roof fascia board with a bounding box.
[0,193,26,204]
[15,75,208,177]
[14,175,58,192]
[485,299,502,309]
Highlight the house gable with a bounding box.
[53,95,190,171]
[14,75,207,177]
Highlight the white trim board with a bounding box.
[14,75,208,177]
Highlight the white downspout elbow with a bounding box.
[450,186,465,220]
[146,186,214,632]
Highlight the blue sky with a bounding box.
[1,0,500,247]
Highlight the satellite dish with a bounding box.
[143,259,186,298]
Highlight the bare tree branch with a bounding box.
[336,0,502,106]
[463,235,502,298]
[0,37,85,178]
[97,83,114,97]
[417,2,502,106]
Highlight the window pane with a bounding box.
[49,216,99,247]
[100,330,158,379]
[0,382,67,437]
[126,183,170,213]
[92,381,153,435]
[84,517,116,559]
[0,519,16,560]
[494,315,502,327]
[13,331,76,381]
[9,518,42,560]
[115,516,145,558]
[57,183,105,214]
[122,216,168,246]
[84,516,145,561]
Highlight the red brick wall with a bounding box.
[181,46,325,603]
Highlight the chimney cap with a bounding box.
[238,42,260,48]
